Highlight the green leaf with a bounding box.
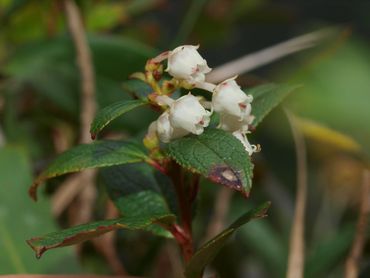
[0,146,81,274]
[168,129,254,196]
[91,99,148,139]
[247,83,301,127]
[101,163,178,237]
[184,202,271,278]
[29,140,149,200]
[26,196,175,259]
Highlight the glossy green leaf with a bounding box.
[29,140,149,200]
[0,146,81,274]
[246,83,301,127]
[184,202,271,278]
[101,163,178,237]
[91,99,148,139]
[27,195,175,259]
[168,129,253,196]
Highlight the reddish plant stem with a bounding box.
[170,162,194,262]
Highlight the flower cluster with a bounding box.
[143,45,258,156]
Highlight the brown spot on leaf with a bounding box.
[208,165,248,197]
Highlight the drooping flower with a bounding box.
[232,130,258,156]
[218,113,255,132]
[150,93,211,143]
[166,45,211,83]
[212,76,254,132]
[169,93,211,135]
[212,76,253,119]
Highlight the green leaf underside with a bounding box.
[168,129,253,196]
[29,140,149,200]
[246,83,301,127]
[27,205,175,259]
[184,202,271,278]
[101,164,178,237]
[90,99,148,138]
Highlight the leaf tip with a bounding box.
[90,132,97,140]
[28,183,38,201]
[208,165,249,196]
[26,238,46,259]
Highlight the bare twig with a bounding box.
[203,187,233,242]
[64,0,96,144]
[51,0,97,217]
[285,111,307,278]
[206,28,333,83]
[93,201,127,276]
[345,169,370,278]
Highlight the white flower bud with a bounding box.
[166,45,211,82]
[212,76,253,120]
[169,93,211,135]
[232,130,258,156]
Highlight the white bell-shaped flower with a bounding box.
[212,76,253,120]
[232,130,258,156]
[219,113,255,132]
[166,45,211,82]
[169,93,211,135]
[155,111,189,143]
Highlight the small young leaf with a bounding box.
[247,83,301,127]
[184,202,271,278]
[29,140,149,200]
[90,99,148,139]
[168,129,253,197]
[26,198,176,259]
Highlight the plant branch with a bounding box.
[52,0,98,217]
[207,28,333,83]
[170,162,194,262]
[285,110,307,278]
[345,169,370,278]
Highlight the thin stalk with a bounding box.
[170,162,194,262]
[285,110,307,278]
[345,169,370,278]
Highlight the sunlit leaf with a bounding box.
[168,129,253,197]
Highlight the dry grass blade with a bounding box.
[203,187,233,242]
[345,169,370,278]
[206,28,333,83]
[92,201,127,276]
[285,110,307,278]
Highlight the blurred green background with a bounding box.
[0,0,369,277]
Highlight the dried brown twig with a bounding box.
[51,0,97,217]
[285,111,307,278]
[206,28,332,83]
[345,169,370,278]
